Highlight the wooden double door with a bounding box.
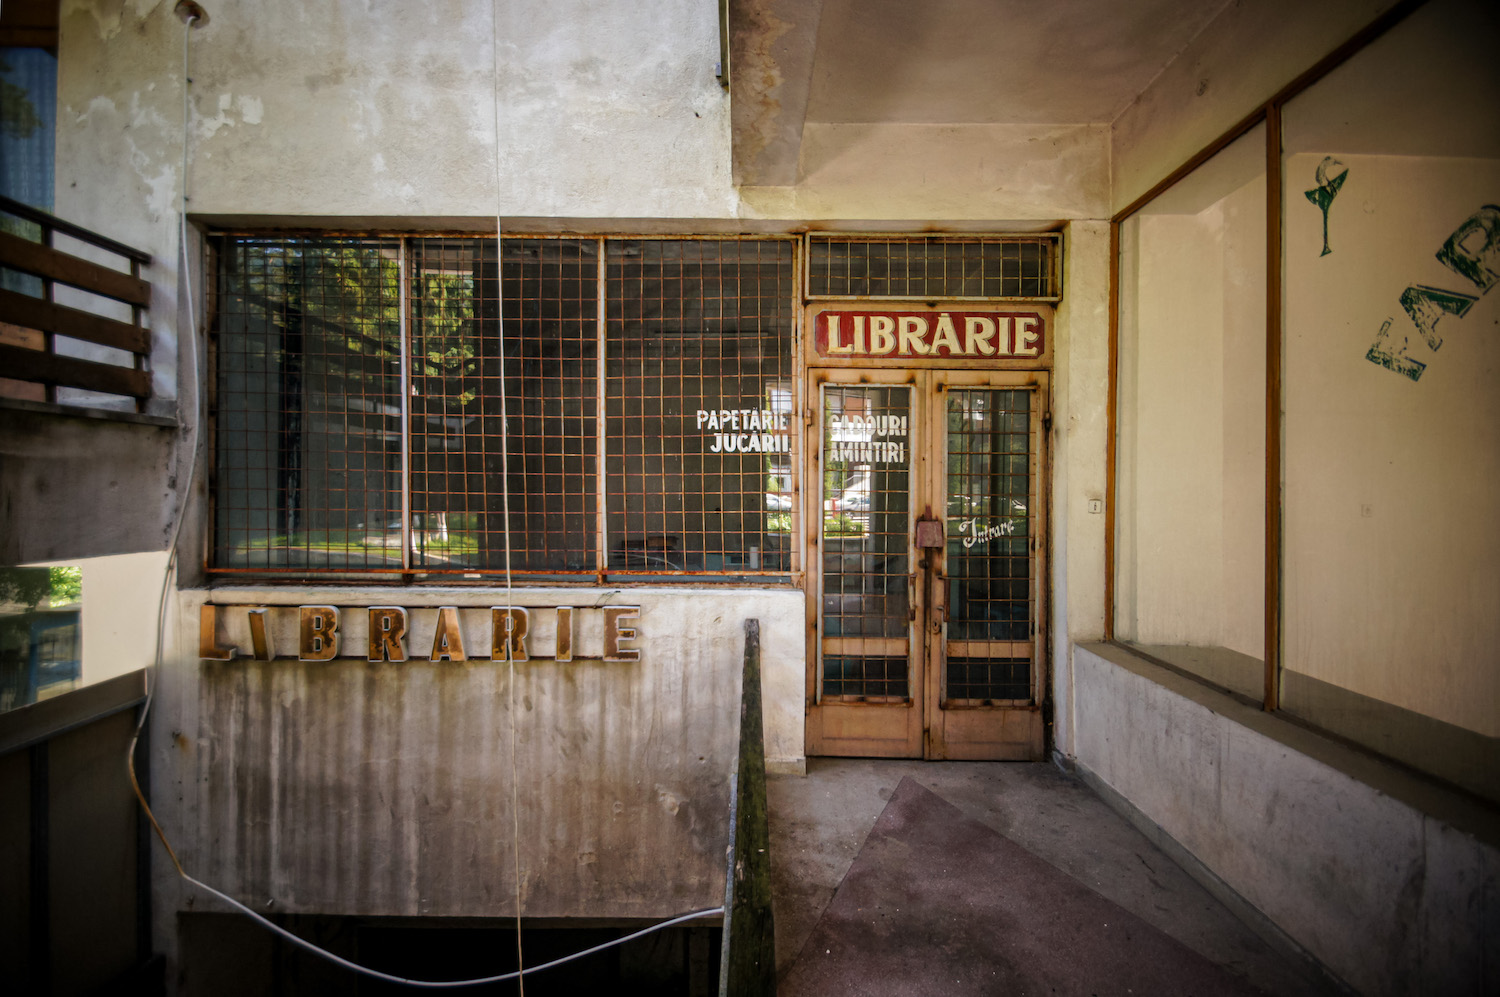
[805,368,1048,759]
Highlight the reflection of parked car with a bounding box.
[948,494,1026,517]
[835,490,869,511]
[766,492,792,511]
[830,477,870,511]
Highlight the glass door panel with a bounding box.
[943,388,1034,703]
[819,384,912,702]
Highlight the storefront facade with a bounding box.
[2,0,1494,993]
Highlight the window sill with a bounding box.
[1077,640,1500,848]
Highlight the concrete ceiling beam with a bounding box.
[729,0,825,187]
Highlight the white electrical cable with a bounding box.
[188,874,720,989]
[491,1,527,989]
[126,10,725,990]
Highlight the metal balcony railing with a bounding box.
[0,195,153,411]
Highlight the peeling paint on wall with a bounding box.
[1304,156,1348,256]
[1365,204,1499,381]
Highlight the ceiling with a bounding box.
[730,0,1233,186]
[804,0,1230,125]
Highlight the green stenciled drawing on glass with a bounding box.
[1304,156,1349,257]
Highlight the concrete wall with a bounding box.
[0,407,177,564]
[80,550,172,685]
[153,586,802,928]
[59,1,1117,232]
[1074,642,1499,997]
[1049,220,1110,758]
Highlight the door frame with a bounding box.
[802,365,1051,760]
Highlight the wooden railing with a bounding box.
[0,195,153,410]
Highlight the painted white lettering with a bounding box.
[995,317,1014,356]
[869,315,895,354]
[930,313,961,355]
[827,314,853,354]
[1015,317,1040,356]
[965,316,997,356]
[899,316,930,355]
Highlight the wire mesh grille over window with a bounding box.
[213,238,404,572]
[605,240,796,575]
[808,234,1059,300]
[211,235,796,579]
[405,238,601,574]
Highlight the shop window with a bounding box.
[1113,125,1267,698]
[1279,0,1499,801]
[211,235,796,581]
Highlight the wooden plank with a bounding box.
[945,640,1030,658]
[0,322,45,350]
[0,344,150,398]
[0,195,150,264]
[0,377,47,402]
[0,290,149,355]
[821,637,906,657]
[0,233,150,307]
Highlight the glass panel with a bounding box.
[946,658,1029,702]
[822,656,908,699]
[945,389,1033,702]
[1114,124,1268,699]
[0,565,81,714]
[604,240,796,577]
[213,238,404,571]
[0,47,55,213]
[1280,0,1500,802]
[820,385,911,698]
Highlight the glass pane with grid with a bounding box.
[408,238,598,576]
[809,236,1057,299]
[820,385,911,698]
[604,239,795,575]
[213,237,403,571]
[822,656,909,700]
[946,657,1031,702]
[945,388,1034,700]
